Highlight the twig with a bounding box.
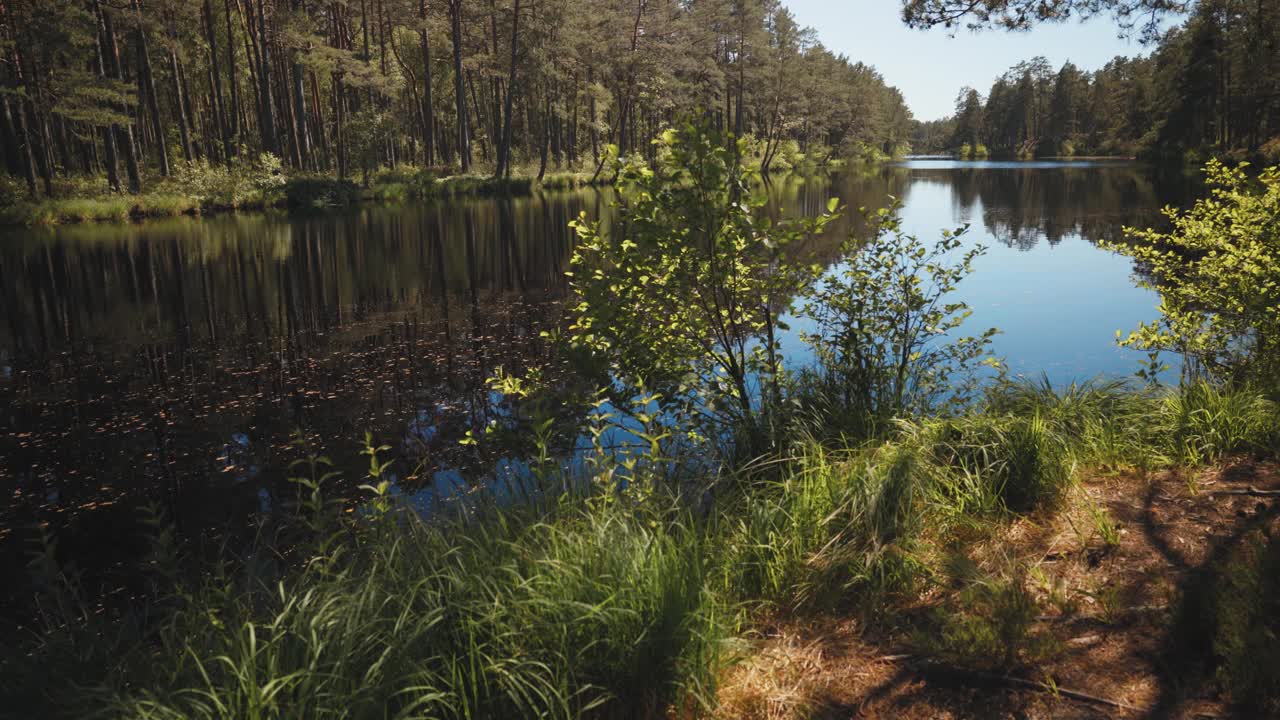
[1209,485,1280,497]
[915,660,1139,711]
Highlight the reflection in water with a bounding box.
[896,160,1189,250]
[0,162,1190,607]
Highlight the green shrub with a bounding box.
[797,204,996,441]
[538,172,590,190]
[283,176,361,209]
[370,181,408,202]
[53,197,132,223]
[161,153,286,209]
[1106,161,1280,387]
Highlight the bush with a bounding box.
[1106,161,1280,386]
[538,172,590,190]
[369,181,408,202]
[55,197,131,223]
[160,153,286,209]
[797,204,997,440]
[284,176,361,209]
[566,123,835,454]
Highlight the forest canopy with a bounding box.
[0,0,915,200]
[909,0,1280,161]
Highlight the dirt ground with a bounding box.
[715,461,1280,720]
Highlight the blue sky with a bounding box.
[784,0,1159,121]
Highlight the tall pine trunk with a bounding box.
[449,0,471,171]
[290,0,312,168]
[133,0,170,176]
[203,0,233,163]
[496,0,520,178]
[225,0,242,152]
[417,0,436,165]
[254,0,279,155]
[97,1,141,193]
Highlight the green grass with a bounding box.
[132,194,199,218]
[0,164,603,227]
[1156,381,1278,465]
[9,495,723,720]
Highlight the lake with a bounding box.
[0,160,1193,606]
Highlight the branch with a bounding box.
[913,659,1140,711]
[1210,486,1280,497]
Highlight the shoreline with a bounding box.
[0,169,607,229]
[0,158,860,230]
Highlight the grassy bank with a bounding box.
[0,162,610,228]
[5,378,1276,719]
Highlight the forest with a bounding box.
[911,0,1280,160]
[0,0,913,205]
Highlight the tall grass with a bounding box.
[9,494,723,720]
[1157,381,1278,465]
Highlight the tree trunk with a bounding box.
[449,0,471,171]
[309,70,329,169]
[96,2,141,193]
[0,94,20,178]
[588,66,598,161]
[254,0,279,154]
[91,2,122,192]
[134,0,170,176]
[4,94,38,198]
[334,74,347,178]
[225,0,242,151]
[203,0,233,163]
[496,0,520,178]
[537,94,549,180]
[170,49,194,162]
[418,0,436,165]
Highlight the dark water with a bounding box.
[0,160,1190,606]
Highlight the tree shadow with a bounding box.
[1143,485,1280,719]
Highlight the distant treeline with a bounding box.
[0,0,915,201]
[910,0,1280,161]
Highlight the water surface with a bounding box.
[0,160,1192,598]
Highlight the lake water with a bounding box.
[0,160,1193,602]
